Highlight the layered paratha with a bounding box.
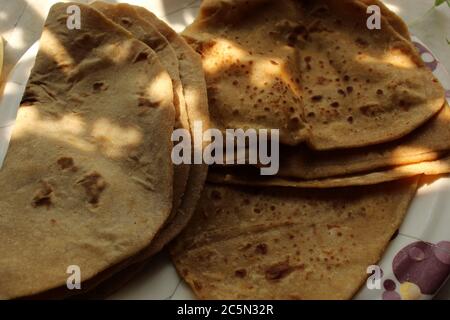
[182,0,444,150]
[171,179,418,299]
[209,154,450,188]
[276,103,450,180]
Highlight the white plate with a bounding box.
[1,0,450,300]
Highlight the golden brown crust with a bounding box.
[171,180,418,299]
[208,154,450,188]
[0,3,175,299]
[276,104,450,179]
[183,0,444,150]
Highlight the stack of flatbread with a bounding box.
[0,2,209,299]
[170,0,450,299]
[1,0,449,300]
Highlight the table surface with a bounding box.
[0,0,449,300]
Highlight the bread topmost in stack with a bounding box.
[183,0,449,186]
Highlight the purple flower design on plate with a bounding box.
[413,41,438,72]
[382,241,450,300]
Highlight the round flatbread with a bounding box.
[171,179,418,299]
[182,0,444,150]
[0,3,175,299]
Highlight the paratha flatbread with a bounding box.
[363,0,410,40]
[217,103,450,180]
[0,3,175,299]
[171,179,418,299]
[182,0,444,149]
[208,154,450,188]
[276,103,450,179]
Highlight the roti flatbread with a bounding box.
[70,6,212,298]
[182,0,444,149]
[0,3,175,299]
[91,1,190,228]
[171,179,419,299]
[276,103,450,180]
[217,103,450,180]
[135,5,210,256]
[208,154,450,188]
